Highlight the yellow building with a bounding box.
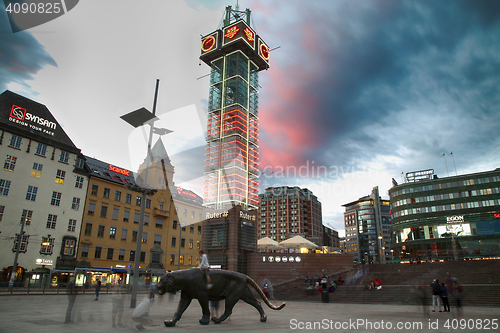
[76,139,203,286]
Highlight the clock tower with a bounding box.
[200,5,269,211]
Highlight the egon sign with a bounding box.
[9,105,57,136]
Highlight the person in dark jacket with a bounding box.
[440,282,450,312]
[430,279,442,312]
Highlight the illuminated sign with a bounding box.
[259,41,269,61]
[244,27,254,42]
[108,164,130,176]
[177,186,197,198]
[8,105,57,136]
[239,210,256,221]
[35,258,53,266]
[224,26,239,39]
[446,215,464,223]
[263,256,301,263]
[406,169,434,182]
[494,213,500,219]
[206,210,229,219]
[223,20,256,49]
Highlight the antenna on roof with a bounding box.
[450,151,457,176]
[442,153,449,177]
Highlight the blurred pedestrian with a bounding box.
[112,285,125,328]
[430,279,442,312]
[65,279,78,323]
[210,300,219,319]
[452,279,463,318]
[132,297,153,331]
[95,278,101,301]
[440,282,450,312]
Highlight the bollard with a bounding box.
[321,283,329,303]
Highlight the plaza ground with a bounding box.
[0,292,498,333]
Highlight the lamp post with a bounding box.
[121,79,161,308]
[391,249,394,263]
[8,218,26,293]
[378,236,384,264]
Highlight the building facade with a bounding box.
[200,5,270,211]
[259,186,323,246]
[0,90,87,285]
[343,187,392,264]
[323,224,340,251]
[389,168,500,260]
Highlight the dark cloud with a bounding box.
[0,3,57,93]
[255,0,500,179]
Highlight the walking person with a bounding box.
[65,278,78,323]
[440,282,450,312]
[198,250,212,289]
[430,279,442,312]
[111,285,125,328]
[452,279,463,318]
[95,278,102,301]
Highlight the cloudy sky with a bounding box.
[1,0,500,236]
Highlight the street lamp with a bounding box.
[120,79,165,308]
[391,249,394,263]
[378,236,384,264]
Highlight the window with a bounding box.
[190,225,194,233]
[159,202,164,210]
[100,205,108,217]
[30,162,43,178]
[151,252,161,264]
[71,197,80,210]
[0,179,12,196]
[171,237,176,247]
[40,236,54,255]
[59,150,70,163]
[179,255,184,265]
[63,238,76,255]
[134,212,140,223]
[170,255,175,265]
[68,219,77,232]
[198,225,202,234]
[112,207,119,220]
[130,250,136,262]
[188,256,192,265]
[126,193,132,204]
[115,190,121,201]
[4,155,16,171]
[132,230,138,242]
[84,222,92,235]
[21,209,32,225]
[173,220,177,230]
[146,199,151,208]
[13,233,29,252]
[55,169,65,184]
[35,143,47,156]
[144,214,149,225]
[110,226,116,239]
[103,187,110,198]
[26,186,38,201]
[191,211,195,219]
[91,184,98,195]
[50,191,62,206]
[1,206,6,221]
[88,202,96,215]
[81,244,89,258]
[189,239,193,249]
[140,251,146,263]
[107,248,114,260]
[46,214,57,229]
[118,248,125,261]
[136,196,141,206]
[183,209,187,217]
[9,135,22,149]
[197,240,201,250]
[156,217,163,228]
[97,225,105,237]
[123,210,130,222]
[154,234,161,245]
[94,246,102,259]
[142,231,147,243]
[181,238,185,248]
[75,176,84,189]
[121,228,127,240]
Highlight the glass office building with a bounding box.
[389,168,500,260]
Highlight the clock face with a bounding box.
[201,32,219,54]
[259,42,270,61]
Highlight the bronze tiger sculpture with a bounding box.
[157,268,285,326]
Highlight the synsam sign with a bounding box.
[9,105,56,136]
